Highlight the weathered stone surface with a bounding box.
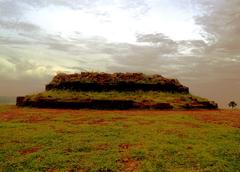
[133,100,173,110]
[182,101,218,109]
[46,72,189,93]
[16,97,25,106]
[152,103,174,109]
[16,97,175,110]
[17,96,218,110]
[17,97,135,109]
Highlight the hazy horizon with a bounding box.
[0,0,240,108]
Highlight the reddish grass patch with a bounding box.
[0,107,56,123]
[47,168,86,172]
[0,107,22,121]
[118,143,142,153]
[187,110,240,128]
[46,169,58,172]
[88,119,110,125]
[55,128,76,134]
[21,115,51,123]
[19,146,42,155]
[137,120,155,125]
[111,117,128,122]
[66,118,88,125]
[160,128,188,138]
[119,143,132,150]
[67,118,110,125]
[117,157,140,172]
[95,143,109,151]
[1,107,240,128]
[169,121,200,128]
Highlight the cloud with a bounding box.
[101,34,204,77]
[0,30,191,79]
[188,0,240,82]
[196,0,240,55]
[0,0,28,18]
[30,0,149,12]
[0,24,209,79]
[0,57,16,78]
[0,20,41,32]
[0,0,149,19]
[136,33,177,45]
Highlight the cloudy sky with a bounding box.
[0,0,240,107]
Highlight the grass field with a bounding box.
[0,105,239,172]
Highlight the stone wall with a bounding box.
[46,82,189,93]
[46,72,189,93]
[16,97,174,110]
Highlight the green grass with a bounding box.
[0,106,239,171]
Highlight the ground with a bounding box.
[0,105,239,172]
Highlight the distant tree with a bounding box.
[228,101,237,109]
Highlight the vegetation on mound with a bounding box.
[18,90,217,109]
[27,90,206,106]
[27,90,205,102]
[0,106,239,171]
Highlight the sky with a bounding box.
[0,0,240,107]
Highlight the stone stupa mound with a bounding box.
[16,72,218,110]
